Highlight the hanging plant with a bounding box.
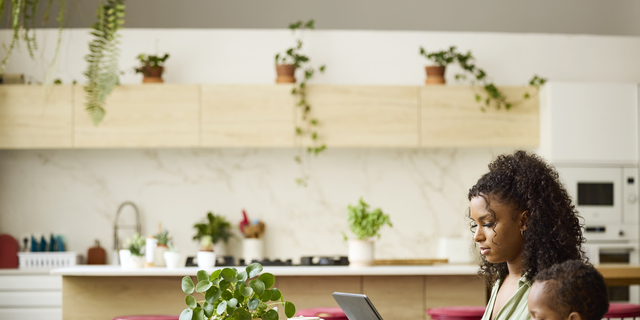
[84,0,125,126]
[274,20,326,187]
[420,46,547,111]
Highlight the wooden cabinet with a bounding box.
[202,85,295,147]
[306,85,420,147]
[74,85,200,148]
[0,85,73,148]
[421,86,539,147]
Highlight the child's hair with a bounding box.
[468,150,585,285]
[534,260,609,320]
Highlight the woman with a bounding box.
[468,150,585,320]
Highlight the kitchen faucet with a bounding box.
[113,201,142,251]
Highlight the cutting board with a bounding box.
[0,234,19,268]
[373,258,448,266]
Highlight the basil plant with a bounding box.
[180,263,296,320]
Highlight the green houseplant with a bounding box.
[124,232,146,269]
[419,46,547,111]
[193,212,233,268]
[154,228,171,267]
[135,53,170,83]
[179,263,296,320]
[344,198,392,268]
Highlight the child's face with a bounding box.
[528,281,570,320]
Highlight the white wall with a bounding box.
[2,28,640,264]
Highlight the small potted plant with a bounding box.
[193,212,233,268]
[178,262,297,320]
[419,46,457,84]
[124,233,146,269]
[344,198,392,268]
[134,53,169,83]
[274,20,316,83]
[154,229,171,267]
[164,241,182,269]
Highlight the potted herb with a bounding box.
[124,233,146,269]
[193,212,233,268]
[154,229,171,267]
[179,263,296,320]
[419,46,457,84]
[135,53,170,83]
[344,198,392,268]
[164,241,182,269]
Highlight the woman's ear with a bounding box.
[567,311,582,320]
[519,210,529,232]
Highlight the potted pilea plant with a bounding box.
[344,198,392,268]
[179,263,296,320]
[193,212,233,268]
[135,53,170,83]
[124,233,146,269]
[419,46,547,111]
[275,20,327,187]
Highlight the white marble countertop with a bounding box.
[51,264,480,276]
[0,268,55,275]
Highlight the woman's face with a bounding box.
[469,195,526,264]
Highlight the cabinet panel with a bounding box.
[74,85,200,147]
[424,275,486,320]
[363,276,424,320]
[0,308,61,320]
[0,275,62,290]
[277,276,361,310]
[0,291,61,307]
[0,85,73,148]
[305,85,419,147]
[202,85,295,147]
[421,86,539,147]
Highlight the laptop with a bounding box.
[332,292,384,320]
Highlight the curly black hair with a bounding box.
[533,260,609,320]
[468,150,585,285]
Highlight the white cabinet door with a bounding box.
[539,82,638,164]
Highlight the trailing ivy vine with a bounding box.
[84,0,125,126]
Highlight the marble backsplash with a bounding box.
[0,147,513,263]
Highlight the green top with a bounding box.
[481,275,531,320]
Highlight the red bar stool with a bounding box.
[427,306,486,320]
[603,303,640,319]
[296,307,348,320]
[113,316,178,320]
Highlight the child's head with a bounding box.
[468,150,585,284]
[528,260,609,320]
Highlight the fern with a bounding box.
[0,0,23,75]
[83,0,125,126]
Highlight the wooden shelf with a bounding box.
[0,84,539,149]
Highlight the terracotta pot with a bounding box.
[276,64,296,83]
[425,65,446,85]
[142,66,164,83]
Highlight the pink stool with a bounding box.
[113,316,178,320]
[604,303,640,319]
[296,307,348,320]
[427,306,486,320]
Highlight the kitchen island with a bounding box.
[52,265,486,320]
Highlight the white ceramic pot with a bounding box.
[154,245,169,267]
[197,251,216,268]
[145,237,158,265]
[243,238,264,264]
[164,251,182,269]
[119,249,132,269]
[213,241,227,257]
[348,239,375,268]
[130,255,145,269]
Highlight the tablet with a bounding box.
[332,292,384,320]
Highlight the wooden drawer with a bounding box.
[0,275,62,291]
[0,291,61,307]
[0,307,61,320]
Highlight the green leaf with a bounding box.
[204,302,215,318]
[210,269,222,281]
[221,268,238,283]
[236,308,252,320]
[270,288,282,301]
[258,301,268,310]
[238,271,248,282]
[285,301,296,318]
[179,308,193,320]
[197,270,209,282]
[266,309,279,320]
[182,276,195,294]
[205,286,221,303]
[193,307,205,320]
[247,297,260,310]
[196,280,212,293]
[250,279,265,296]
[228,298,238,307]
[234,286,243,300]
[221,290,233,300]
[260,289,272,302]
[186,295,197,309]
[220,280,231,291]
[241,283,254,297]
[246,263,263,278]
[216,300,228,315]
